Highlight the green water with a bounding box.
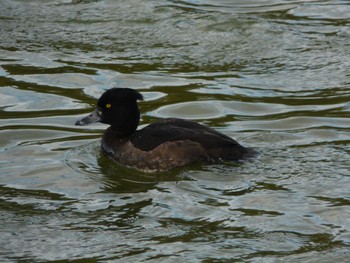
[1,0,349,262]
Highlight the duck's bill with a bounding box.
[75,108,102,126]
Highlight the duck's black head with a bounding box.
[75,88,143,135]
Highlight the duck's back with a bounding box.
[131,118,250,161]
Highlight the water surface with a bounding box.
[1,0,350,262]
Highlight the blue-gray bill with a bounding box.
[75,108,102,126]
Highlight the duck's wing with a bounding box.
[130,118,243,152]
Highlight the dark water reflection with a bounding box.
[1,0,350,262]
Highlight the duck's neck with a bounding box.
[109,105,140,135]
[110,123,137,136]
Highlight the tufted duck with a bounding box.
[75,88,255,172]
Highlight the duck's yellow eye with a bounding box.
[106,103,111,109]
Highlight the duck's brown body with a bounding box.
[101,118,251,172]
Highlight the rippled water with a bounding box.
[1,0,350,262]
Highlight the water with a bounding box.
[1,0,350,262]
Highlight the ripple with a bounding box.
[150,99,347,121]
[1,87,83,112]
[11,73,101,90]
[152,101,224,119]
[289,3,350,20]
[168,0,303,13]
[239,116,350,131]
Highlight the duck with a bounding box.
[75,87,255,172]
